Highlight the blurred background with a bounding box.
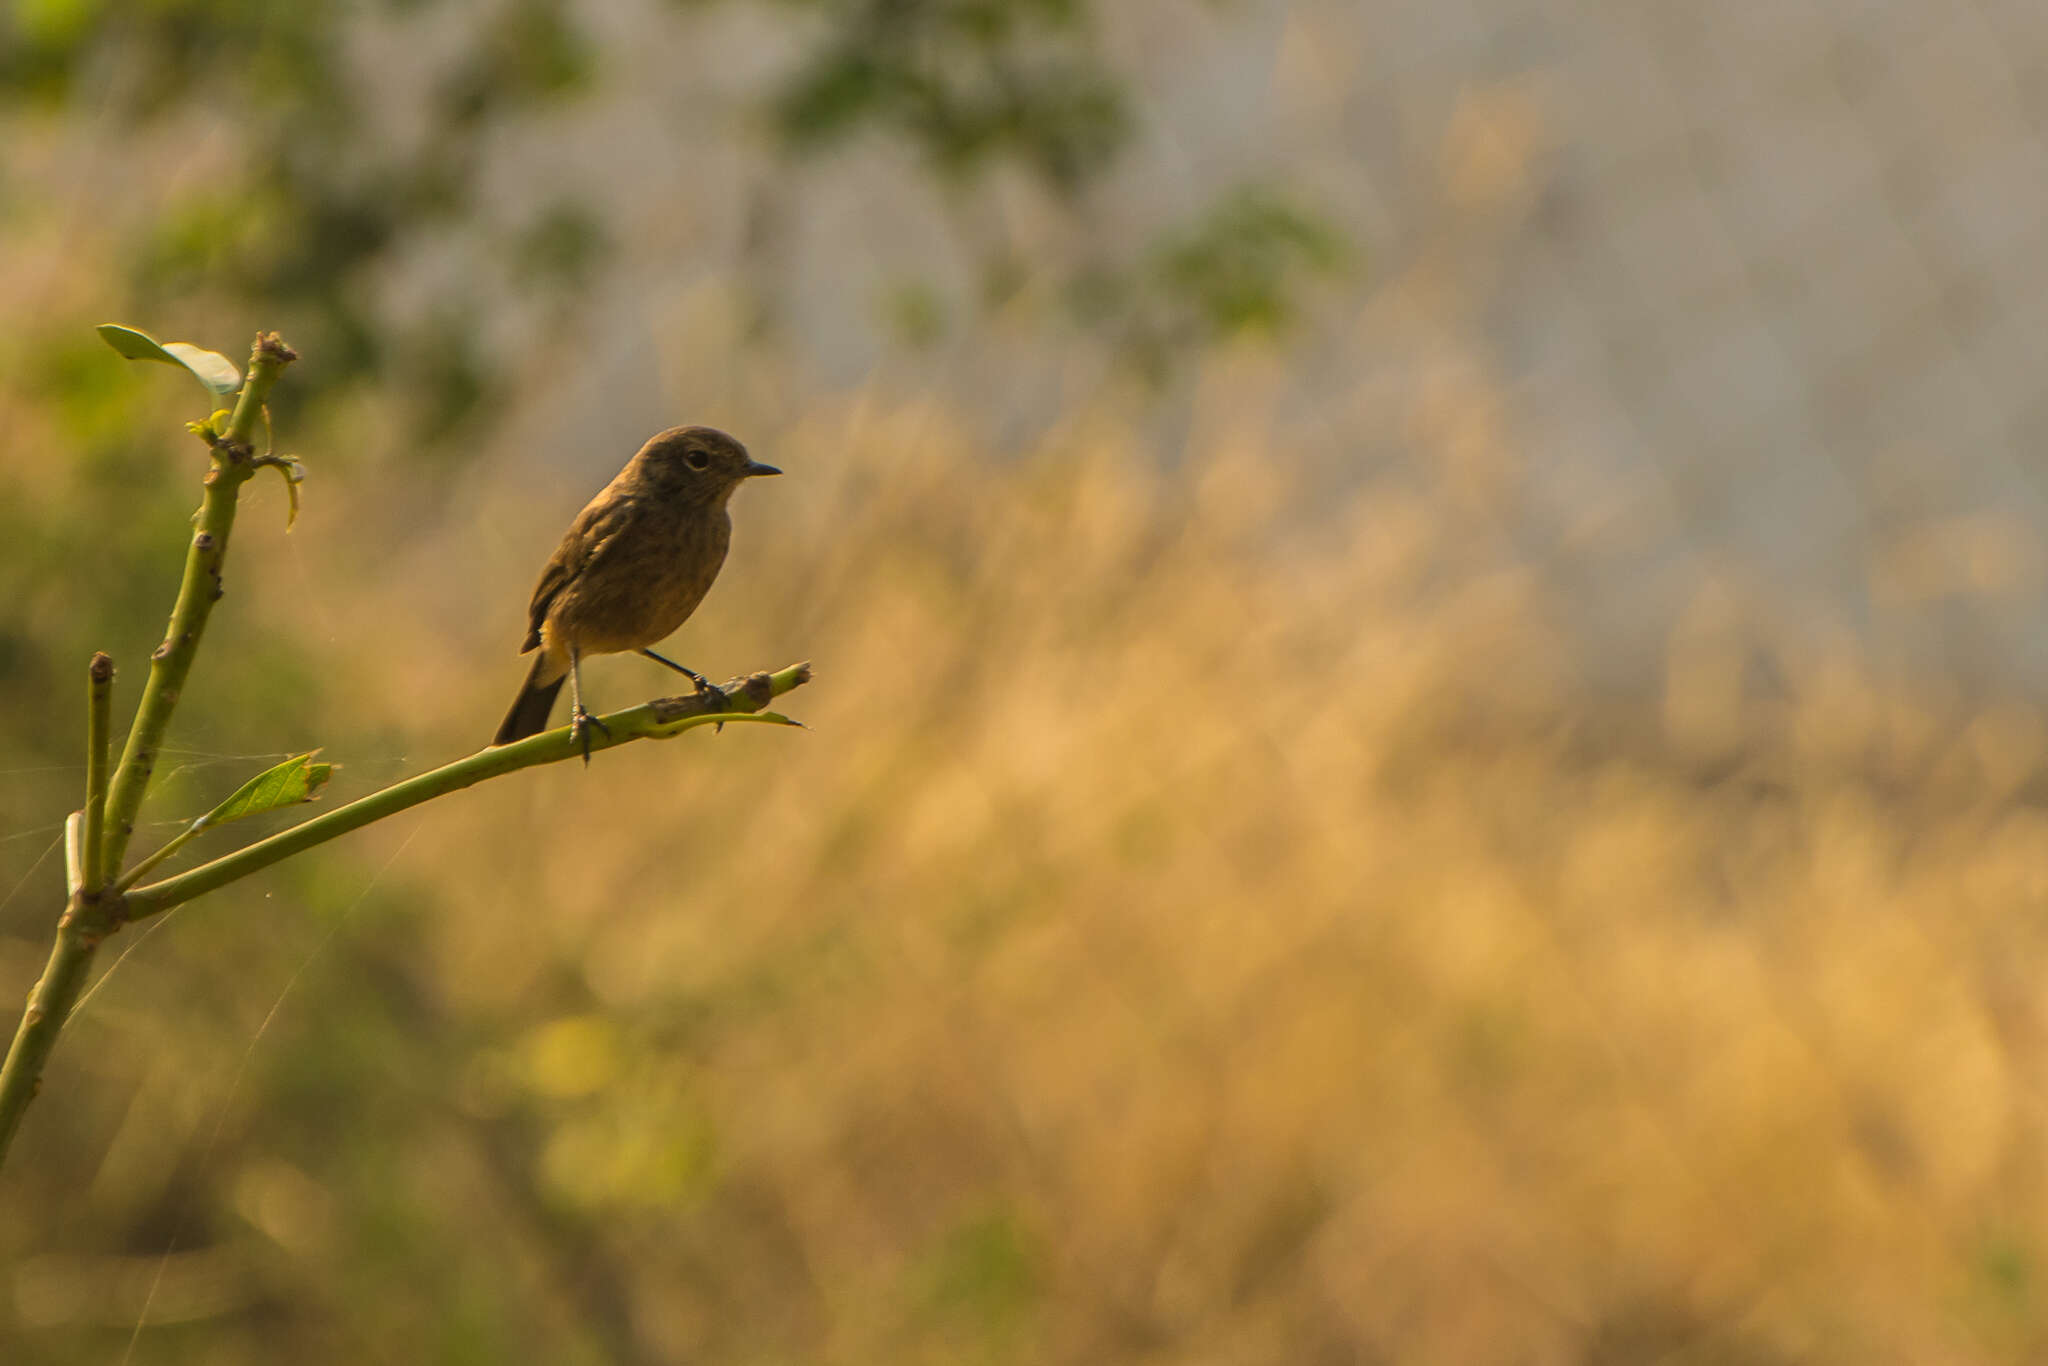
[5,0,2048,1361]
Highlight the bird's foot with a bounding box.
[694,677,729,733]
[637,650,727,730]
[571,705,612,765]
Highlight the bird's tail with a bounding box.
[493,655,565,745]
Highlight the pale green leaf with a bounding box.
[96,323,243,398]
[193,752,334,832]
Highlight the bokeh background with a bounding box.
[6,1,2048,1361]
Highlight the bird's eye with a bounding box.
[685,449,710,471]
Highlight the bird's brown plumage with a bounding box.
[492,425,778,747]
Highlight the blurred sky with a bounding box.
[7,0,2048,690]
[332,0,2048,695]
[433,1,2048,694]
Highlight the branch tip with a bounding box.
[256,332,298,365]
[88,653,113,683]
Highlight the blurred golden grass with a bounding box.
[12,375,2048,1363]
[150,378,2040,1363]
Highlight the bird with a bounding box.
[492,425,780,758]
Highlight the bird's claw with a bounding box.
[571,705,611,765]
[694,678,729,733]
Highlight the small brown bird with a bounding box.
[492,425,780,756]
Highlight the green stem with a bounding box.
[98,333,296,884]
[0,338,294,1173]
[83,652,113,889]
[121,664,811,922]
[4,648,118,1157]
[0,906,104,1160]
[1,665,806,1171]
[112,818,204,895]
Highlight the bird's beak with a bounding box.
[744,461,782,478]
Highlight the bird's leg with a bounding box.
[639,648,718,696]
[640,648,728,731]
[568,646,610,765]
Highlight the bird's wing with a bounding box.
[519,493,640,652]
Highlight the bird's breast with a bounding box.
[545,504,732,656]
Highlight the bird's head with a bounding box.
[634,425,781,503]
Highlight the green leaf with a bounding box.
[96,323,242,398]
[193,752,334,832]
[111,751,337,893]
[186,408,234,441]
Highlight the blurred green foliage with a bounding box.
[915,1208,1044,1344]
[1074,186,1353,379]
[3,0,1346,437]
[763,0,1128,191]
[5,0,602,438]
